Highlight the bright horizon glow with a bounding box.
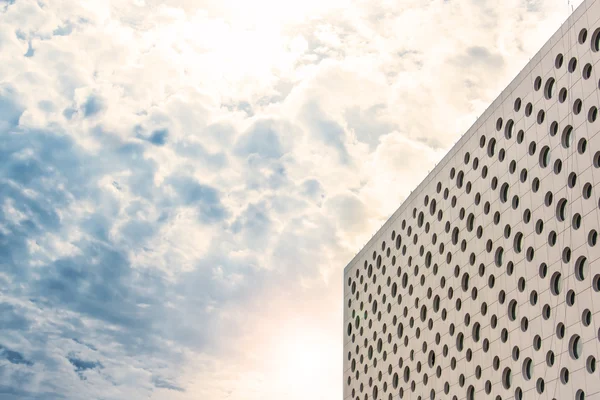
[269,321,339,400]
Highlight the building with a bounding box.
[343,1,600,399]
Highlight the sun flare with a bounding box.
[266,322,340,400]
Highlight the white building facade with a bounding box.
[343,1,600,399]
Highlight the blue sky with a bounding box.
[0,0,580,399]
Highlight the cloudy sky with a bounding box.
[0,0,584,399]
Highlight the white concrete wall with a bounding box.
[343,1,600,399]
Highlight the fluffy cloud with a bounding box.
[0,0,582,399]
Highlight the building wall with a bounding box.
[343,1,600,399]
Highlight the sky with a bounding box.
[0,0,585,399]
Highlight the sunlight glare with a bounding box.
[209,0,349,28]
[268,322,339,400]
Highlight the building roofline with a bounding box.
[343,0,592,276]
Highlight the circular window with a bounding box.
[588,106,598,123]
[562,125,573,148]
[466,385,475,400]
[428,351,435,368]
[592,28,600,52]
[574,98,583,115]
[512,195,519,209]
[542,303,550,319]
[456,332,464,352]
[512,346,520,361]
[593,274,600,292]
[526,247,535,261]
[495,247,504,266]
[514,97,522,111]
[487,138,496,157]
[546,350,555,367]
[579,28,588,44]
[549,231,557,246]
[582,309,592,326]
[539,263,547,278]
[535,219,544,234]
[569,334,582,359]
[575,256,588,281]
[537,110,545,124]
[508,299,518,321]
[589,230,598,247]
[550,272,562,295]
[496,117,503,131]
[532,177,540,192]
[514,232,523,253]
[594,152,600,169]
[579,138,588,154]
[556,198,567,221]
[568,57,578,73]
[568,172,577,188]
[573,213,582,229]
[517,129,525,143]
[559,87,568,103]
[502,367,512,389]
[520,168,527,183]
[533,334,542,350]
[563,247,572,263]
[529,141,537,155]
[587,356,596,373]
[539,146,550,167]
[550,121,559,136]
[543,77,555,99]
[503,119,514,139]
[500,183,509,203]
[554,159,562,174]
[556,53,564,68]
[583,63,593,79]
[536,378,545,394]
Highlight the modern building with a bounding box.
[343,1,600,400]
